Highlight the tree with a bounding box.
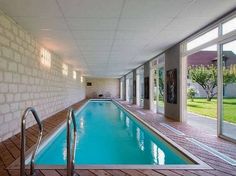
[188,64,236,101]
[158,67,164,98]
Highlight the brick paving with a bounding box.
[1,99,236,176]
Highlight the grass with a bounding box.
[187,98,236,124]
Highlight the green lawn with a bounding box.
[187,98,236,124]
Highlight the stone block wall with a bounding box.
[0,10,85,141]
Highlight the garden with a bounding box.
[187,64,236,124]
[187,98,236,124]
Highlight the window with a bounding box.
[40,48,51,68]
[181,12,236,143]
[221,40,236,141]
[73,71,76,80]
[187,28,218,51]
[62,64,68,76]
[222,17,236,35]
[81,76,84,83]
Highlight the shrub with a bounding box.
[187,87,197,102]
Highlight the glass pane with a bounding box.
[187,28,218,51]
[137,66,144,108]
[156,55,165,114]
[221,40,236,140]
[129,77,133,103]
[222,17,236,35]
[150,59,157,112]
[120,81,123,99]
[126,73,133,103]
[126,79,129,101]
[187,45,217,134]
[140,73,144,107]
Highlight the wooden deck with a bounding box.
[1,99,236,176]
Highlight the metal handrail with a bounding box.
[20,107,43,176]
[67,108,78,176]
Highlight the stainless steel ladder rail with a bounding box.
[20,107,43,176]
[67,108,78,176]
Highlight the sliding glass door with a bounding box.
[219,39,236,141]
[156,56,165,114]
[126,73,133,103]
[136,66,144,108]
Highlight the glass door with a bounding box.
[136,66,144,108]
[140,73,144,108]
[129,77,133,103]
[120,81,123,99]
[156,55,165,114]
[219,39,236,142]
[126,78,129,101]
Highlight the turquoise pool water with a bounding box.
[35,100,193,165]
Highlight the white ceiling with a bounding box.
[0,0,235,78]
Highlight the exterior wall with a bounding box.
[188,80,217,98]
[0,11,85,142]
[85,78,119,98]
[225,83,236,97]
[165,44,181,121]
[188,79,236,98]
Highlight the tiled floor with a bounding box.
[1,99,236,176]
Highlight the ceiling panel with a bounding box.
[166,17,211,32]
[72,30,115,40]
[118,17,173,32]
[77,39,113,46]
[0,0,235,77]
[121,0,192,18]
[178,0,236,18]
[13,17,68,31]
[80,46,111,52]
[115,31,155,40]
[67,18,118,30]
[0,0,62,17]
[57,0,124,18]
[82,52,109,58]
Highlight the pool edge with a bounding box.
[112,100,212,169]
[8,99,212,170]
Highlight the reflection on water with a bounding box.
[36,101,188,165]
[79,116,85,130]
[120,109,166,164]
[120,111,124,121]
[136,127,145,151]
[63,143,67,161]
[126,117,130,128]
[151,141,158,164]
[151,141,165,165]
[158,148,165,165]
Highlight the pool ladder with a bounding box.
[20,107,43,176]
[20,107,78,176]
[67,108,79,176]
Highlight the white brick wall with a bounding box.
[0,10,85,142]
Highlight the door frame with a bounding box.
[218,36,236,143]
